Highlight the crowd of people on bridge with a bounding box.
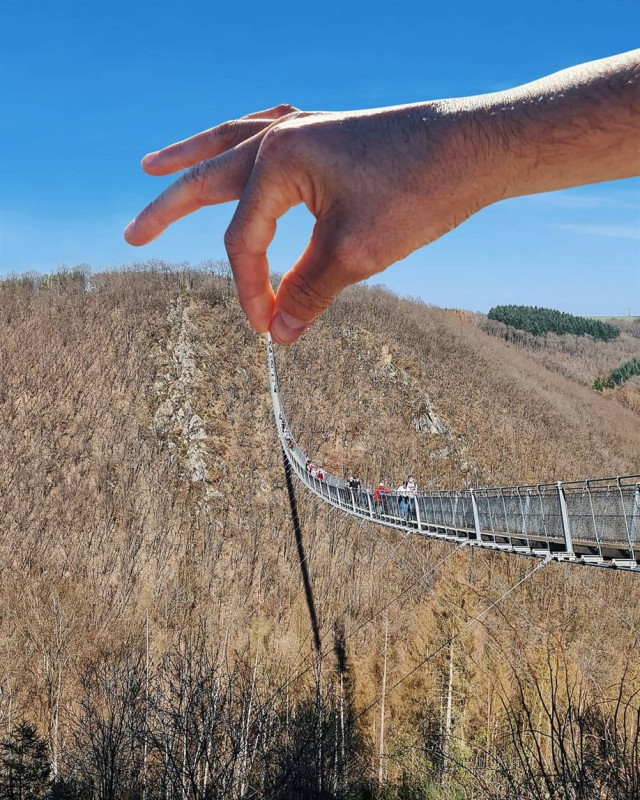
[370,476,418,520]
[305,459,325,481]
[280,412,420,523]
[307,459,420,523]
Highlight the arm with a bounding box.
[124,51,639,343]
[460,50,640,198]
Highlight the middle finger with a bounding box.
[141,118,272,176]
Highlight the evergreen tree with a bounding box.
[488,305,620,341]
[593,357,640,391]
[0,722,51,800]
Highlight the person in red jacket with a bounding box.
[373,483,389,515]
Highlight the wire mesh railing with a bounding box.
[267,335,639,572]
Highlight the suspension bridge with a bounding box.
[267,335,640,573]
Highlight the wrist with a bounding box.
[412,100,508,215]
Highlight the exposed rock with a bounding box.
[370,361,411,387]
[369,348,449,439]
[153,399,174,433]
[187,414,205,440]
[151,297,212,489]
[375,345,393,369]
[413,399,448,435]
[187,448,207,482]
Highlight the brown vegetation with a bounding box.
[0,265,638,798]
[479,314,640,415]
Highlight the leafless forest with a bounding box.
[0,264,638,799]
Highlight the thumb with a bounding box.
[270,221,355,344]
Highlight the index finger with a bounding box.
[224,144,302,333]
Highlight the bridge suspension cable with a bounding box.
[266,335,639,573]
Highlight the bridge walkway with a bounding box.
[266,335,640,573]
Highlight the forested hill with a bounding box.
[0,267,639,799]
[488,303,620,340]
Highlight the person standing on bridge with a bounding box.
[373,482,389,515]
[397,480,409,520]
[406,475,418,520]
[348,474,362,510]
[125,51,640,345]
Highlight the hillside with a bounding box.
[0,267,638,799]
[479,312,640,414]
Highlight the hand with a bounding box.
[124,102,497,342]
[124,51,639,344]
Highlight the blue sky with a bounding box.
[1,0,638,314]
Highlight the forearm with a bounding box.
[436,50,640,202]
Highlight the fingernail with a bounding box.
[123,220,136,241]
[141,152,157,167]
[270,311,306,343]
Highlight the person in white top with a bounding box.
[397,480,409,520]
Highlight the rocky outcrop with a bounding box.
[151,297,210,487]
[412,399,448,435]
[369,347,449,436]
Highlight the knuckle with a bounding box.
[284,270,334,316]
[280,109,310,126]
[143,194,174,230]
[260,122,297,158]
[274,103,298,116]
[183,160,213,204]
[214,121,236,143]
[330,236,375,283]
[223,226,244,258]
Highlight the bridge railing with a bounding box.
[267,336,639,571]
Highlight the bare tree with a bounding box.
[72,646,145,799]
